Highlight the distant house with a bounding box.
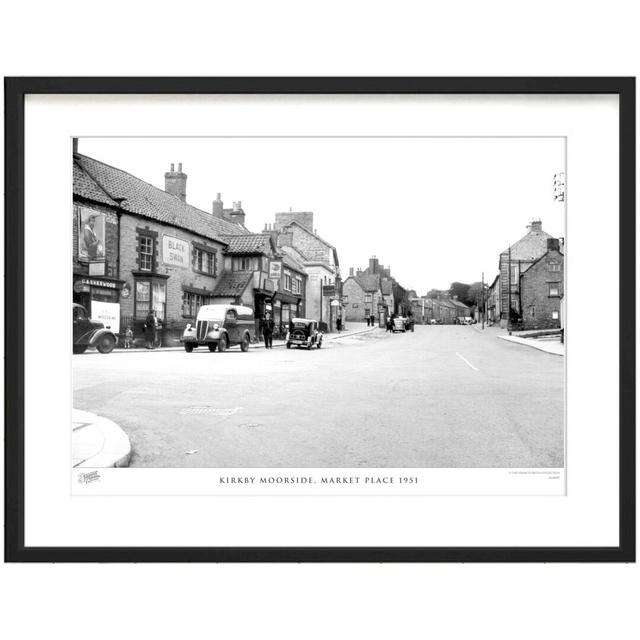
[431,297,458,324]
[342,274,385,323]
[450,298,472,321]
[519,239,564,330]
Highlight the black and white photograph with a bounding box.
[71,136,566,476]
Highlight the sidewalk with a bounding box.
[108,322,379,352]
[472,323,564,356]
[72,408,131,467]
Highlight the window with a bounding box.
[195,248,216,275]
[233,256,257,271]
[510,264,519,285]
[364,294,372,303]
[343,295,349,303]
[548,261,562,272]
[284,273,292,291]
[529,306,536,318]
[549,284,561,297]
[552,311,559,320]
[292,277,301,295]
[182,291,209,317]
[138,235,154,271]
[135,279,166,321]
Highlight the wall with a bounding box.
[519,250,564,330]
[286,224,334,265]
[118,213,227,343]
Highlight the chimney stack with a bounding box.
[229,201,246,227]
[212,192,223,217]
[528,219,543,233]
[165,163,187,202]
[547,238,560,252]
[349,267,354,277]
[369,256,379,274]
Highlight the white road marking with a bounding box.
[456,352,479,371]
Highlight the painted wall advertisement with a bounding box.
[91,301,120,334]
[162,235,189,268]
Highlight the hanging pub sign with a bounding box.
[322,285,336,296]
[77,207,106,262]
[269,260,282,279]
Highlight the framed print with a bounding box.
[4,77,635,562]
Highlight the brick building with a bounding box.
[519,239,564,330]
[73,153,249,346]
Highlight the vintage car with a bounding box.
[181,304,254,353]
[392,316,407,333]
[286,318,323,349]
[72,303,117,354]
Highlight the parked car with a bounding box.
[392,316,406,333]
[181,304,254,353]
[72,303,117,354]
[286,318,323,349]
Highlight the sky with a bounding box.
[77,137,566,295]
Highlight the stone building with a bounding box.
[264,213,342,331]
[519,239,564,330]
[73,153,249,346]
[342,273,386,324]
[496,220,557,327]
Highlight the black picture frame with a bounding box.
[4,77,635,563]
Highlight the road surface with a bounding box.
[73,325,564,468]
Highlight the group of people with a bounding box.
[365,314,376,327]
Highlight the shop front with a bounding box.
[73,275,124,334]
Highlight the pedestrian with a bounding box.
[336,316,342,332]
[262,312,274,349]
[366,315,370,327]
[144,311,159,349]
[124,325,134,349]
[370,313,375,327]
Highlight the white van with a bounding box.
[181,304,254,353]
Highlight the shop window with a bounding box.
[138,235,154,272]
[135,279,166,321]
[182,291,209,318]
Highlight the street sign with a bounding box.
[322,285,335,296]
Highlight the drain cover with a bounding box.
[179,406,241,416]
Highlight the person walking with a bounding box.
[144,310,158,349]
[262,312,274,349]
[370,313,376,327]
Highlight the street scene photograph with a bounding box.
[72,136,566,470]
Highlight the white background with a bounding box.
[1,1,638,639]
[26,94,609,546]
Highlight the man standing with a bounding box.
[144,310,158,349]
[262,312,274,349]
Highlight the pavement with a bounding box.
[112,322,377,353]
[72,408,131,468]
[497,333,564,356]
[73,323,564,468]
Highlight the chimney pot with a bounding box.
[178,162,182,172]
[170,163,175,172]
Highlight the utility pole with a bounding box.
[481,271,485,330]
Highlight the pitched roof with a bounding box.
[211,271,253,297]
[450,299,470,310]
[73,159,119,207]
[221,234,273,255]
[354,274,381,293]
[73,153,248,242]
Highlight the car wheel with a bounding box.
[96,334,115,354]
[73,345,87,354]
[185,343,194,353]
[208,343,217,352]
[240,334,250,352]
[218,335,227,352]
[286,342,291,349]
